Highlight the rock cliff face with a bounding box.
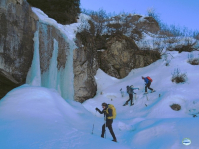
[0,0,37,98]
[74,31,98,103]
[73,47,98,103]
[99,35,139,78]
[0,68,18,99]
[99,35,160,78]
[0,0,37,83]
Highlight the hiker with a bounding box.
[142,76,154,93]
[124,85,139,106]
[95,102,117,142]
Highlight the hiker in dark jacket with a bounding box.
[124,85,139,106]
[95,102,117,142]
[142,76,154,93]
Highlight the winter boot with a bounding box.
[123,102,128,106]
[130,103,134,106]
[112,139,117,142]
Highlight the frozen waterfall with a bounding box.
[26,24,75,100]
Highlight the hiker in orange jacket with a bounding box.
[142,76,154,93]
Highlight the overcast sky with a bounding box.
[80,0,199,31]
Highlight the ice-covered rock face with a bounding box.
[0,1,72,100]
[0,1,97,102]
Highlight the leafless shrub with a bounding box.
[175,39,197,53]
[163,37,180,44]
[193,31,199,40]
[130,28,142,41]
[165,60,170,66]
[189,59,199,65]
[81,8,108,35]
[107,23,122,34]
[171,68,187,83]
[187,53,199,65]
[135,50,161,60]
[162,53,173,66]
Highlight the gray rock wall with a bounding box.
[73,38,98,103]
[0,0,37,83]
[0,0,37,98]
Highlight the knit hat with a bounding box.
[102,102,107,106]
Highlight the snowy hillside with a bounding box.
[0,51,199,149]
[83,51,199,148]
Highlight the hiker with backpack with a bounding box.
[95,102,117,142]
[142,76,154,94]
[123,85,139,106]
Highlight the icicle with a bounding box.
[26,29,41,86]
[61,45,74,100]
[55,36,74,100]
[48,39,58,89]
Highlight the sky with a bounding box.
[80,0,199,31]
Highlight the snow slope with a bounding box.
[0,51,199,149]
[83,51,199,149]
[0,85,128,149]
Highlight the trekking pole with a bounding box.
[91,110,97,134]
[120,88,123,97]
[104,114,106,139]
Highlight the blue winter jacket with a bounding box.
[144,77,150,84]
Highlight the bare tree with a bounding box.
[89,9,108,35]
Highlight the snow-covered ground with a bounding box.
[0,51,199,149]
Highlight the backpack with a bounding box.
[129,87,133,94]
[126,86,130,93]
[146,76,153,82]
[106,104,117,119]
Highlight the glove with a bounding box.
[95,108,99,111]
